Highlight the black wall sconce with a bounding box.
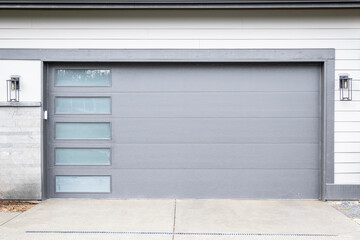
[6,75,20,102]
[339,75,352,101]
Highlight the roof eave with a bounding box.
[1,1,360,9]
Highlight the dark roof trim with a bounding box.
[1,0,360,9]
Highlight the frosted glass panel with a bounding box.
[56,176,111,193]
[56,123,110,139]
[56,97,111,114]
[56,69,110,86]
[56,149,110,165]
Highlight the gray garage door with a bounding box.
[46,62,321,199]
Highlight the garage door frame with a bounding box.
[0,49,335,200]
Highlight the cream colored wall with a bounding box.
[0,9,359,184]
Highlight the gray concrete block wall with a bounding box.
[0,107,41,200]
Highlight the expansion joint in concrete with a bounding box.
[172,199,177,240]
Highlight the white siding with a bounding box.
[0,9,359,184]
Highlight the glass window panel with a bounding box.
[56,69,111,86]
[56,123,110,139]
[56,97,111,114]
[56,148,110,165]
[56,176,111,193]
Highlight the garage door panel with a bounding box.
[110,169,319,199]
[110,92,319,118]
[47,62,321,199]
[48,143,319,169]
[112,63,320,92]
[113,118,319,144]
[49,169,319,199]
[113,144,319,169]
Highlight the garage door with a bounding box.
[46,62,321,199]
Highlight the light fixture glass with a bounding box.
[339,75,352,101]
[6,76,20,102]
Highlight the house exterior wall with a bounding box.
[0,61,41,102]
[0,8,359,199]
[0,106,41,200]
[0,61,42,200]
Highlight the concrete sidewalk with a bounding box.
[0,212,20,226]
[0,199,360,240]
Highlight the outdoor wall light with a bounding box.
[6,75,20,102]
[339,74,352,101]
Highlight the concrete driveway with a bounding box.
[0,200,360,240]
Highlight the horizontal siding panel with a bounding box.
[335,173,360,184]
[239,10,360,29]
[199,40,360,49]
[336,50,360,60]
[335,163,360,173]
[0,15,31,28]
[0,10,356,29]
[0,39,360,49]
[335,143,360,153]
[335,122,360,132]
[335,112,360,122]
[335,132,360,142]
[0,40,200,49]
[335,60,360,70]
[335,153,360,163]
[335,101,360,111]
[0,28,359,40]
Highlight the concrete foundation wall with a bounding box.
[0,107,41,200]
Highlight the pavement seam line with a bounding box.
[172,199,177,240]
[0,212,22,227]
